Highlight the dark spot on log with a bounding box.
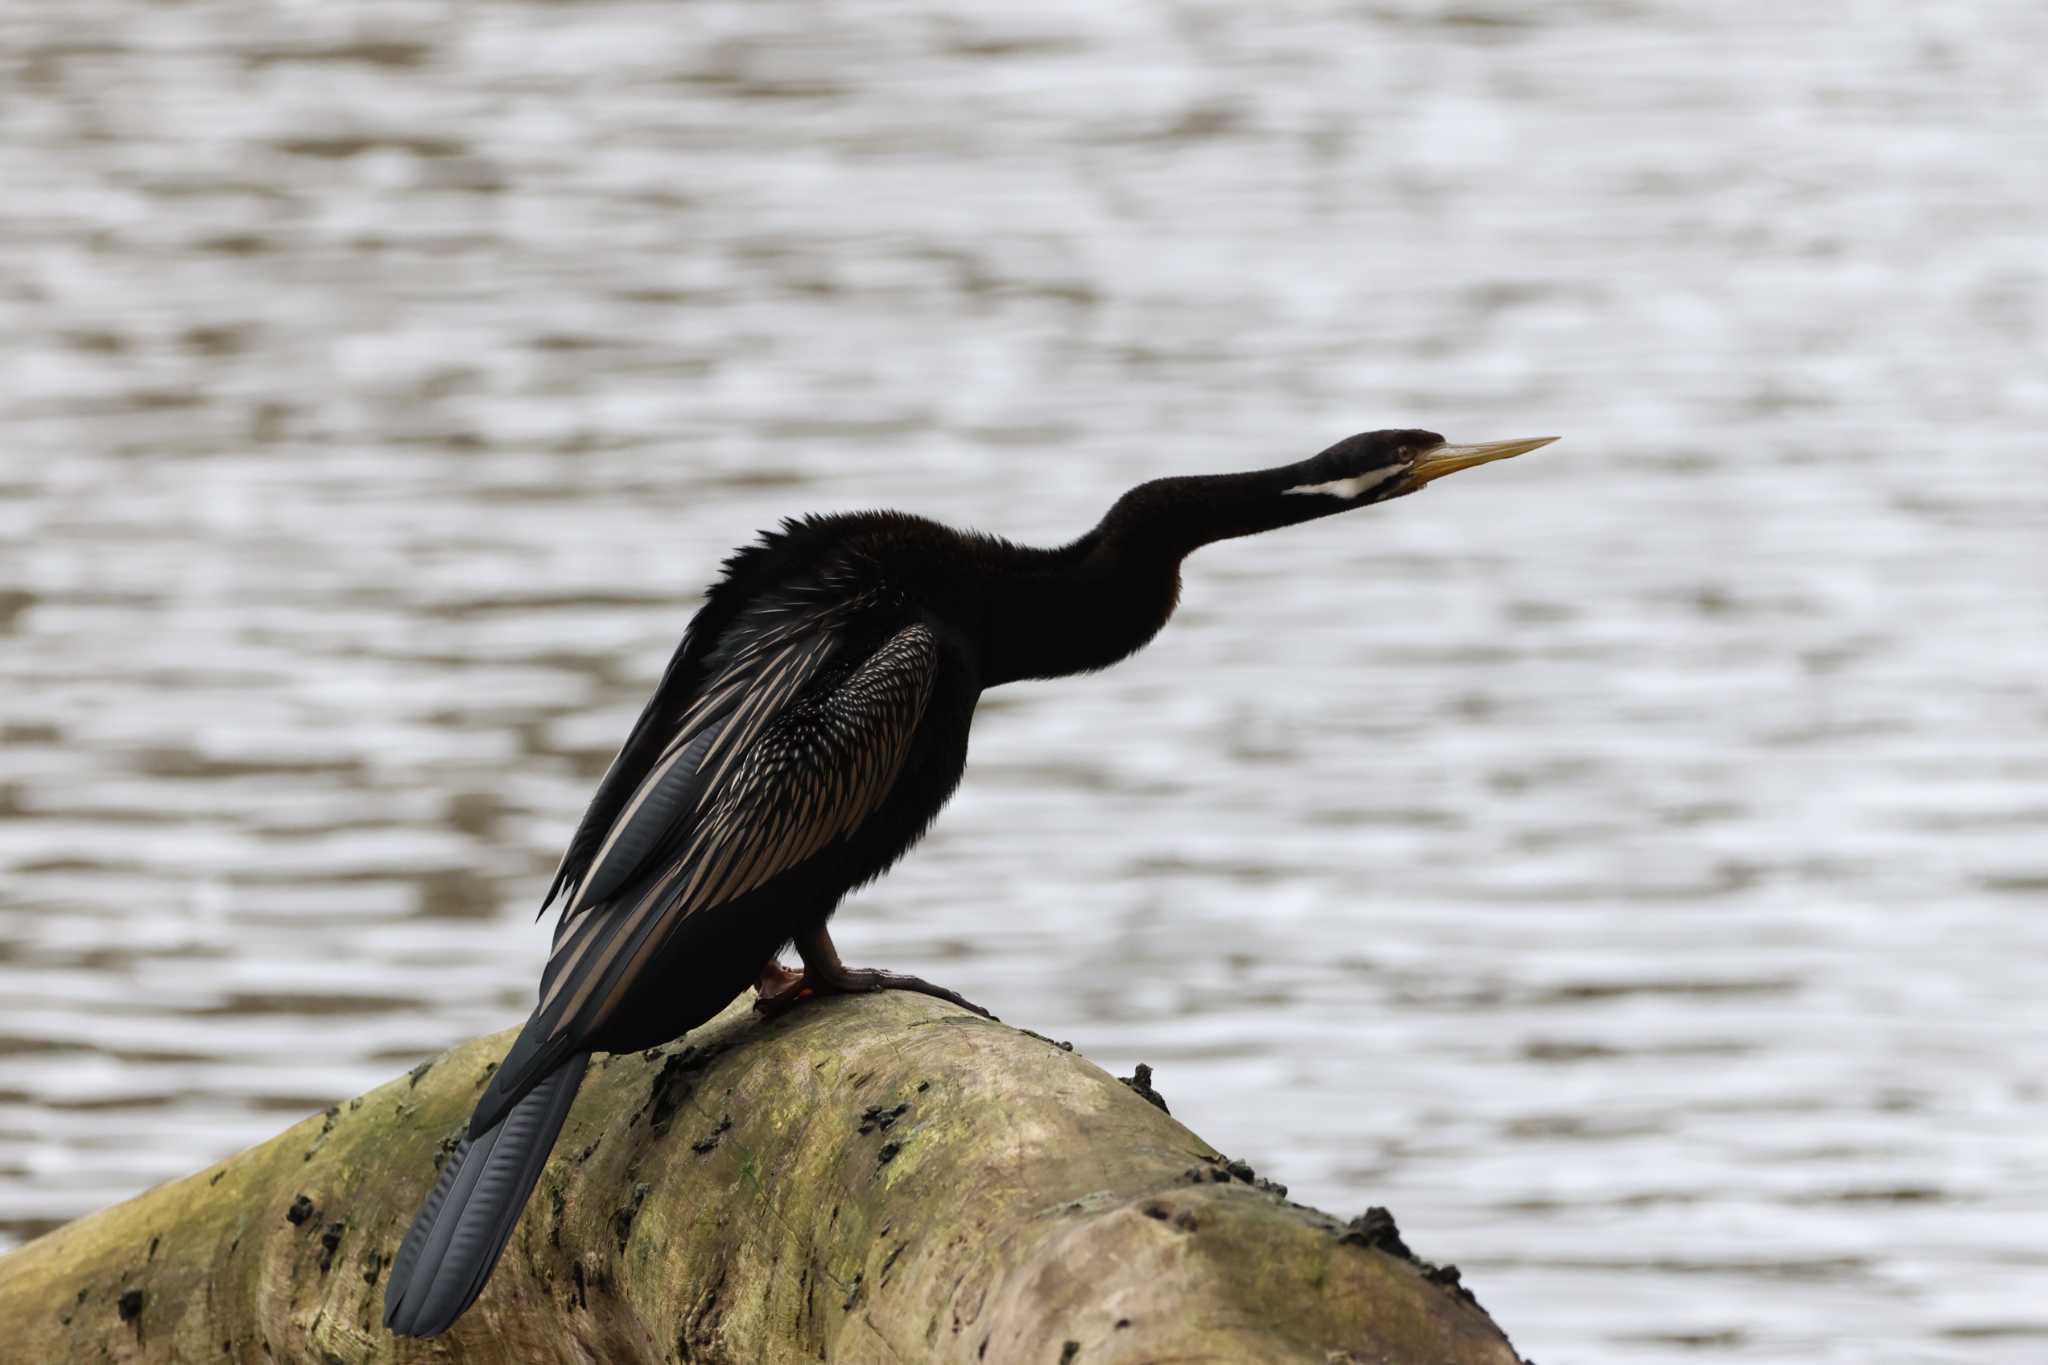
[880,1242,906,1283]
[1019,1028,1073,1051]
[302,1105,342,1160]
[858,1102,909,1134]
[407,1060,433,1088]
[691,1114,733,1154]
[978,1339,988,1359]
[613,1182,650,1250]
[1142,1202,1170,1220]
[1421,1260,1484,1310]
[572,1261,588,1311]
[147,1234,159,1260]
[318,1222,346,1274]
[842,1272,863,1311]
[644,1046,713,1135]
[1338,1206,1414,1261]
[548,1184,567,1248]
[1192,1152,1257,1184]
[1118,1062,1170,1113]
[286,1194,315,1226]
[433,1129,463,1174]
[117,1289,144,1321]
[1115,1318,1131,1330]
[1060,1343,1081,1364]
[362,1249,383,1285]
[209,1170,224,1185]
[917,1080,930,1092]
[876,1140,901,1166]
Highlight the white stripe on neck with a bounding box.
[1282,465,1403,500]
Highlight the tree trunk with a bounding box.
[0,991,1526,1364]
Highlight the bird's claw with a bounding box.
[751,965,995,1021]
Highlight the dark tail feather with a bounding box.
[383,1051,590,1338]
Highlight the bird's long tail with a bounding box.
[383,1051,591,1338]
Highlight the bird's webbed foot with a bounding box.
[809,964,996,1019]
[752,926,996,1020]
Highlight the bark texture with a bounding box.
[0,991,1526,1364]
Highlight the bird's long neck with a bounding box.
[977,459,1354,686]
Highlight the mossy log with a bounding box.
[0,991,1525,1363]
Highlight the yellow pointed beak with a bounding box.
[1400,435,1558,490]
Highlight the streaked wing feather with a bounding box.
[535,622,938,1049]
[564,631,837,918]
[539,583,856,914]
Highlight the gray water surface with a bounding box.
[3,3,2046,1361]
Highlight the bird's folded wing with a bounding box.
[541,599,841,918]
[473,620,938,1132]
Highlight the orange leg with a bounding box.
[753,957,805,999]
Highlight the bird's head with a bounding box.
[1086,426,1559,571]
[1285,429,1558,504]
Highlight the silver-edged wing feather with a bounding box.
[557,623,842,921]
[541,589,848,916]
[473,619,938,1133]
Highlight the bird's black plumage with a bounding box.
[384,427,1551,1337]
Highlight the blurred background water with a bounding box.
[2,1,2045,1361]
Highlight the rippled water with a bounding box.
[3,3,2046,1361]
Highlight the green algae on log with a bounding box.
[0,992,1526,1363]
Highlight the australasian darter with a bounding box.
[383,429,1555,1337]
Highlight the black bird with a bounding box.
[382,428,1554,1336]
